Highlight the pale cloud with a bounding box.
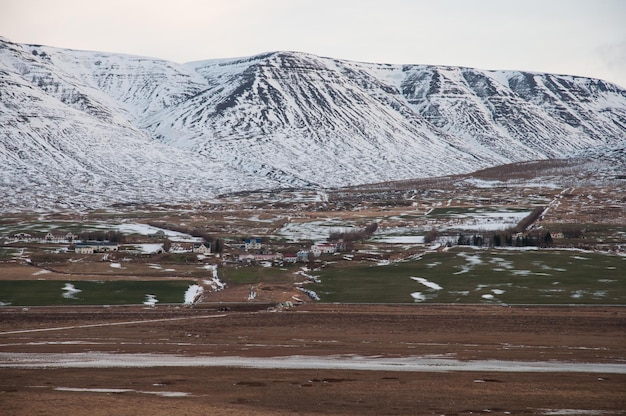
[0,0,624,86]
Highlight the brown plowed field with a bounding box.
[1,304,625,415]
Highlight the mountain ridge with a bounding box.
[1,38,625,211]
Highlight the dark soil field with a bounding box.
[1,304,625,415]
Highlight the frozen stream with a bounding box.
[2,352,625,374]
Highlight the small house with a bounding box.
[310,246,322,257]
[12,233,31,241]
[244,238,262,250]
[192,242,211,254]
[75,244,95,254]
[296,250,310,262]
[238,254,255,263]
[253,253,282,262]
[283,255,298,264]
[313,243,337,254]
[75,241,119,254]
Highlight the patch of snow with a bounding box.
[62,283,81,299]
[278,220,356,243]
[464,178,503,188]
[133,244,164,254]
[247,215,282,223]
[8,352,626,374]
[374,236,425,244]
[56,387,132,393]
[202,264,225,291]
[443,209,532,232]
[490,257,514,269]
[297,287,320,301]
[540,410,616,416]
[143,294,158,306]
[450,291,470,296]
[454,252,483,275]
[183,285,204,305]
[459,252,483,265]
[454,266,470,275]
[115,223,202,242]
[410,277,443,290]
[411,292,426,302]
[54,387,190,397]
[295,268,321,283]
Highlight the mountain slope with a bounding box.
[141,52,626,187]
[0,40,282,210]
[145,52,501,186]
[1,38,625,210]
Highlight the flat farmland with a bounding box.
[1,304,625,415]
[1,169,625,415]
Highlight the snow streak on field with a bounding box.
[2,352,625,374]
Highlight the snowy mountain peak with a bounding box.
[1,38,625,211]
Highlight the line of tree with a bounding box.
[511,206,546,233]
[455,206,552,247]
[423,228,439,244]
[457,230,553,248]
[78,230,126,243]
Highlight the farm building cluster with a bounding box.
[4,228,347,266]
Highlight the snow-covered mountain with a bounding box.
[1,38,625,211]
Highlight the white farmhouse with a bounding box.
[192,242,211,254]
[75,242,119,254]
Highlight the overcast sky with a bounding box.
[1,0,625,87]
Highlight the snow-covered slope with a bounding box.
[0,39,282,211]
[1,38,625,210]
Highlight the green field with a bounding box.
[0,280,195,306]
[310,248,626,304]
